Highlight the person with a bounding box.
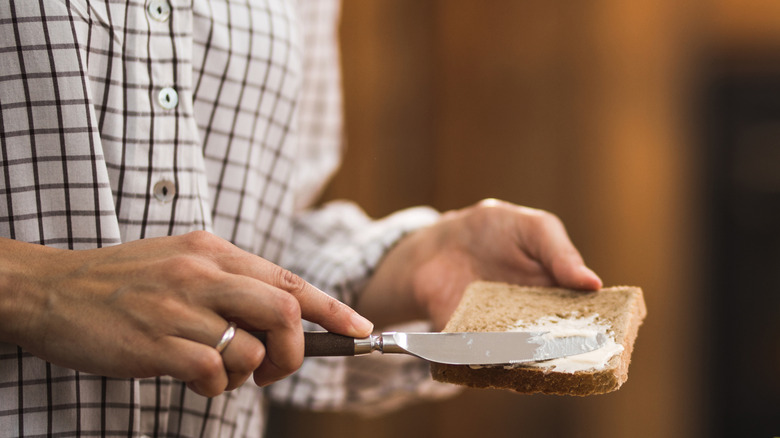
[0,0,602,436]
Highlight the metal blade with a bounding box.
[388,331,607,366]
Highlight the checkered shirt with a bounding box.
[0,0,451,436]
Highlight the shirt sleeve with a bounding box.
[266,0,461,414]
[269,201,460,414]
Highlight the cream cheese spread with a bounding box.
[506,312,623,373]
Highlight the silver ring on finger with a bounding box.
[215,322,237,354]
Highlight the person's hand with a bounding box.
[358,199,602,330]
[0,231,373,397]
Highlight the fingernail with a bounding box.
[351,312,374,335]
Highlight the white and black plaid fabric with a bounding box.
[0,0,452,436]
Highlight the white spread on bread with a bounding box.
[506,312,624,373]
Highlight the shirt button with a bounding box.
[153,179,176,203]
[158,87,179,110]
[147,0,171,22]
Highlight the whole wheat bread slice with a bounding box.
[430,281,646,396]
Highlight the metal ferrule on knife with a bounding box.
[354,333,405,355]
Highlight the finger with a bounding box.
[550,254,603,290]
[160,299,268,392]
[243,289,304,387]
[192,283,305,388]
[219,327,266,391]
[285,277,374,338]
[196,234,374,337]
[151,336,228,397]
[219,256,374,338]
[208,281,306,386]
[517,209,602,290]
[171,312,285,391]
[251,319,304,388]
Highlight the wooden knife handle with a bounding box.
[250,331,357,357]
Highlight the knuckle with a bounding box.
[273,350,304,375]
[540,209,562,224]
[274,267,306,295]
[163,254,202,275]
[159,255,217,287]
[325,296,344,318]
[476,198,504,209]
[193,382,222,398]
[241,342,266,372]
[472,198,508,218]
[183,229,212,246]
[524,207,560,229]
[541,211,565,232]
[181,230,223,253]
[274,293,302,326]
[225,375,250,392]
[190,350,224,382]
[229,339,266,374]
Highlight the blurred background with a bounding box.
[268,0,780,437]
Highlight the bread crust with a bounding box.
[430,282,646,396]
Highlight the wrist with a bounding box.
[0,238,61,346]
[356,225,435,329]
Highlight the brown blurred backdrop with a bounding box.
[268,0,780,437]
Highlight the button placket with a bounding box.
[148,2,178,112]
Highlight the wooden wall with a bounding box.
[267,1,778,437]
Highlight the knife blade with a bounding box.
[250,331,607,366]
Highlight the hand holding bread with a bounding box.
[358,199,602,330]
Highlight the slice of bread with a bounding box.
[430,281,646,396]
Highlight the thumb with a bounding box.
[550,252,603,291]
[517,208,602,291]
